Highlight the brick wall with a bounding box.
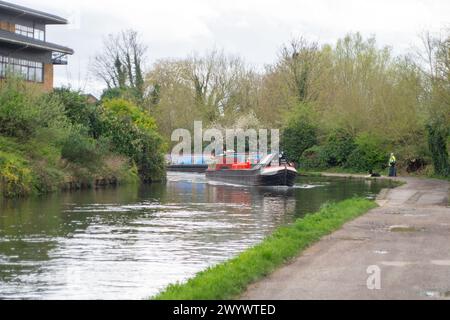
[0,21,15,32]
[43,63,53,92]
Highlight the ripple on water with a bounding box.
[293,184,326,189]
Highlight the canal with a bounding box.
[0,174,394,300]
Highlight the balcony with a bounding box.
[52,52,68,65]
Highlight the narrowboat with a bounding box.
[206,153,298,187]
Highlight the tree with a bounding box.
[277,37,321,102]
[146,50,259,140]
[255,37,325,128]
[146,59,197,139]
[186,50,255,123]
[418,31,450,176]
[427,120,450,177]
[93,30,148,102]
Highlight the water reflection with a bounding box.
[0,174,393,300]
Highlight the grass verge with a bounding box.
[152,198,377,300]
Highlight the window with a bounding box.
[0,56,44,83]
[34,29,45,41]
[15,24,33,38]
[15,24,45,41]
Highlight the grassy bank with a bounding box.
[0,136,140,198]
[0,79,166,198]
[153,198,377,300]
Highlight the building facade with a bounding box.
[0,1,73,91]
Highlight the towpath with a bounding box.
[241,175,450,300]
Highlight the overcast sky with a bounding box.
[13,0,450,95]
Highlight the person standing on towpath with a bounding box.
[389,153,397,177]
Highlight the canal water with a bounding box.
[0,174,394,300]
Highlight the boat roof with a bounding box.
[259,153,279,165]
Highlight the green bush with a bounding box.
[0,77,67,140]
[346,133,387,172]
[300,146,328,169]
[282,104,318,162]
[0,82,37,138]
[101,87,127,101]
[61,126,103,169]
[322,130,356,167]
[0,150,34,197]
[101,99,166,182]
[299,131,357,170]
[427,121,450,177]
[51,88,103,139]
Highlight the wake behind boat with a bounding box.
[206,153,298,187]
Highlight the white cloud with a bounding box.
[11,0,450,94]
